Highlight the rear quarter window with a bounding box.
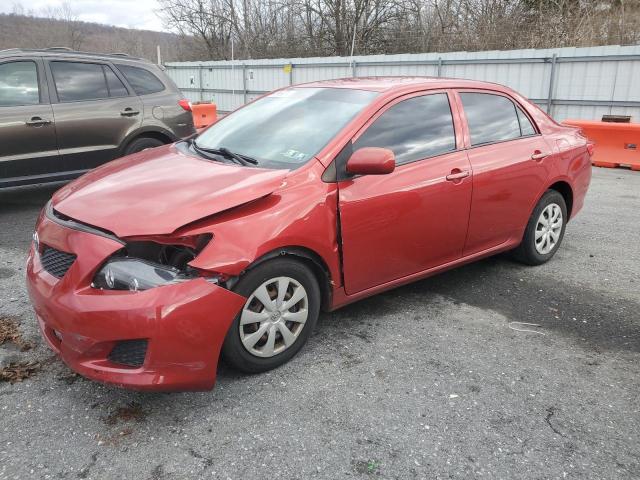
[116,65,165,95]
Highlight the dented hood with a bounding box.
[52,144,288,238]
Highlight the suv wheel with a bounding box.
[124,137,165,155]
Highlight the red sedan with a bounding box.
[26,77,592,391]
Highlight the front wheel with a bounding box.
[513,190,567,265]
[221,258,321,373]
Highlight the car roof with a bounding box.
[0,47,150,64]
[297,76,506,92]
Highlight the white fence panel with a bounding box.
[166,45,640,122]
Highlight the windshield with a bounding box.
[194,87,378,169]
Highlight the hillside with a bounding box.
[0,13,204,62]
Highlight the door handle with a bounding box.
[531,150,549,161]
[120,108,140,116]
[25,117,52,127]
[446,169,470,181]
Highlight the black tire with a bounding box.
[124,137,165,155]
[512,189,568,266]
[221,258,321,373]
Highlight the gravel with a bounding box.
[0,167,638,480]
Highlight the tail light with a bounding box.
[587,143,595,156]
[178,99,192,112]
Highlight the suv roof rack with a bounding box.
[0,47,142,61]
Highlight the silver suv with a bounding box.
[0,48,195,188]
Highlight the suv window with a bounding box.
[104,66,128,97]
[116,65,165,95]
[51,61,109,102]
[460,93,521,146]
[354,94,456,165]
[0,61,40,107]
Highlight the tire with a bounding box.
[221,258,321,373]
[124,137,165,155]
[512,189,568,266]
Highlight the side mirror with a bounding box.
[346,147,396,176]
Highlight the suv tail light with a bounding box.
[587,143,595,156]
[178,99,192,112]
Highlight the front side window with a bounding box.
[354,93,456,165]
[116,65,165,95]
[195,87,378,169]
[0,61,39,107]
[51,61,108,102]
[460,92,521,146]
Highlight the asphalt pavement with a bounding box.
[0,167,638,479]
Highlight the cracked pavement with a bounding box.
[1,167,639,479]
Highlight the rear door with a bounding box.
[115,63,195,139]
[338,91,472,294]
[455,90,555,255]
[0,57,60,185]
[46,59,143,171]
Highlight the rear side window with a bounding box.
[51,61,109,102]
[354,94,456,165]
[460,93,521,146]
[517,107,537,136]
[116,65,165,95]
[0,61,40,107]
[104,66,128,97]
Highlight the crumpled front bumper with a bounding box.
[26,213,246,391]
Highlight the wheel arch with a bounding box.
[119,127,177,156]
[243,246,334,312]
[547,180,574,220]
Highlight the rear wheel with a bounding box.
[513,190,567,265]
[221,258,320,373]
[124,137,165,155]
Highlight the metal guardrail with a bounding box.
[167,53,640,116]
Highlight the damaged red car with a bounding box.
[26,77,592,391]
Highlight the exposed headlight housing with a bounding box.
[92,258,196,292]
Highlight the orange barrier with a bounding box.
[563,119,640,171]
[191,102,218,130]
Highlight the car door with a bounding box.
[46,59,143,171]
[337,91,472,295]
[455,90,555,256]
[0,57,60,186]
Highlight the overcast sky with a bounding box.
[1,0,166,31]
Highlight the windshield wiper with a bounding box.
[218,147,258,166]
[191,141,258,166]
[190,140,226,163]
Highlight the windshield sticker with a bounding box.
[281,149,308,161]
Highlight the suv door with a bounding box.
[46,59,143,171]
[337,91,472,295]
[455,91,555,256]
[0,58,60,187]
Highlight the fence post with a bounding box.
[352,60,357,78]
[437,57,443,77]
[546,54,557,116]
[289,63,293,85]
[242,63,248,105]
[198,64,204,102]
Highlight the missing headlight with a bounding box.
[91,234,215,292]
